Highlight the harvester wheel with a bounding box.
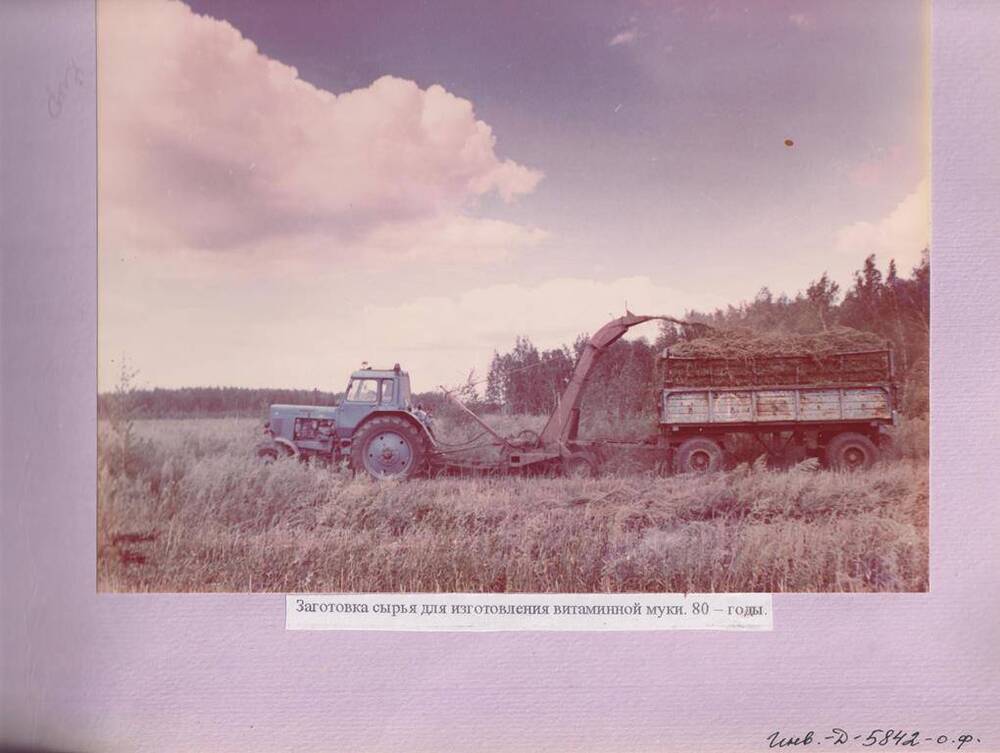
[674,437,724,474]
[512,429,540,448]
[562,450,598,478]
[825,432,878,471]
[351,415,428,480]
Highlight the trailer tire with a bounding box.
[351,415,428,480]
[674,437,724,474]
[825,432,879,471]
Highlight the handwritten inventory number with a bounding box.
[766,729,981,750]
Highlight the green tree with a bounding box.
[805,272,841,330]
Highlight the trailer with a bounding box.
[658,348,897,472]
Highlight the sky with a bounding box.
[97,0,930,393]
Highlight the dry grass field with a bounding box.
[97,416,928,593]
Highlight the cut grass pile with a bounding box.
[664,326,890,387]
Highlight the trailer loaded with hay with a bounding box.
[658,327,896,473]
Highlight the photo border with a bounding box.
[2,2,999,750]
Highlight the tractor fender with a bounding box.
[352,410,435,445]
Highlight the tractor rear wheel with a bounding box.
[351,416,428,480]
[674,437,724,474]
[825,432,879,471]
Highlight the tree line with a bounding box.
[97,386,342,419]
[97,383,454,420]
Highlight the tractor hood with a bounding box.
[269,404,339,420]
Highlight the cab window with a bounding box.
[346,378,378,403]
[379,379,395,405]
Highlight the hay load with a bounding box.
[663,326,890,387]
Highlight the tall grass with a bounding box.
[97,418,928,593]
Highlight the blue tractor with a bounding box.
[256,364,435,480]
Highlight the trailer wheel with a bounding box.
[351,415,428,480]
[562,450,598,478]
[674,437,724,474]
[825,432,879,471]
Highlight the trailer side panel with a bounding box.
[662,385,892,426]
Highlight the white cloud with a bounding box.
[834,180,929,272]
[609,28,639,47]
[360,276,721,355]
[365,215,549,264]
[98,272,723,392]
[337,275,723,390]
[98,0,543,260]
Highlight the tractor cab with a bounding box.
[333,364,413,438]
[343,364,411,411]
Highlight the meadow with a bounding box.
[97,416,928,593]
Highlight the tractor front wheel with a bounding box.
[351,416,428,480]
[256,445,279,463]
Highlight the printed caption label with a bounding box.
[286,593,772,631]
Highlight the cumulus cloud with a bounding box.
[292,275,720,390]
[608,28,639,47]
[834,180,929,271]
[99,273,718,391]
[360,275,721,353]
[98,0,543,258]
[365,216,549,264]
